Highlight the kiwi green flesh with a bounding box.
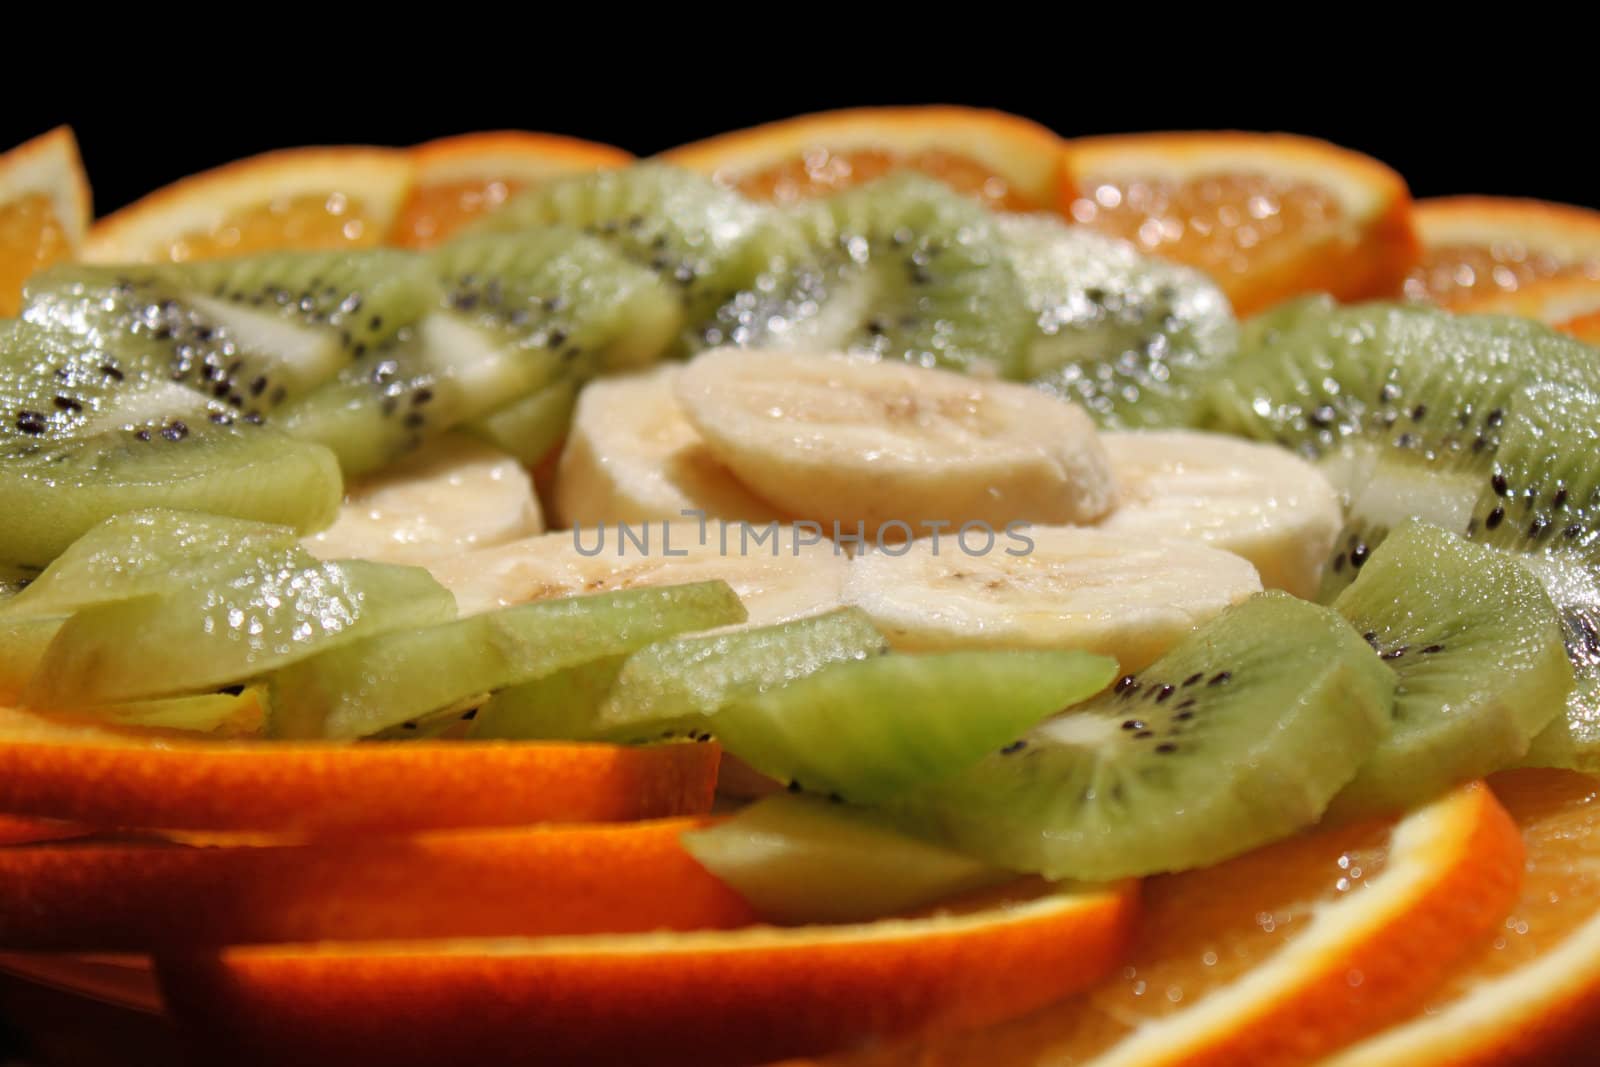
[681,793,1011,925]
[779,174,1031,378]
[269,580,746,740]
[998,214,1236,428]
[24,556,455,708]
[0,615,63,704]
[466,378,579,468]
[709,648,1118,805]
[884,592,1394,881]
[1327,521,1571,820]
[467,655,630,742]
[23,251,432,414]
[593,608,889,741]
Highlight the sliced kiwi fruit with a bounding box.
[885,592,1395,880]
[268,581,746,740]
[778,174,1032,377]
[998,213,1236,427]
[0,321,342,567]
[465,378,579,468]
[24,555,456,708]
[466,655,633,742]
[680,793,1011,924]
[1327,520,1571,819]
[0,614,63,703]
[709,648,1118,803]
[23,251,432,414]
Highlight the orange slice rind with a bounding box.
[1407,196,1600,308]
[0,126,91,315]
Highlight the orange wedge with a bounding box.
[155,878,1135,1067]
[659,106,1066,211]
[823,780,1520,1067]
[1320,769,1600,1066]
[1446,273,1600,328]
[1560,308,1600,345]
[0,126,91,315]
[391,131,632,248]
[83,146,412,264]
[0,817,753,950]
[0,707,717,834]
[0,813,90,846]
[1059,132,1418,315]
[1404,196,1600,309]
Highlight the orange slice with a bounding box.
[1321,769,1600,1066]
[0,812,91,846]
[0,817,753,950]
[659,106,1066,211]
[823,780,1520,1067]
[1404,196,1600,309]
[0,707,716,834]
[391,131,632,248]
[0,126,91,315]
[1559,308,1600,346]
[83,146,413,264]
[155,878,1135,1066]
[1447,273,1600,327]
[1059,132,1418,315]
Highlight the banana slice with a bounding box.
[304,433,542,566]
[1096,430,1342,599]
[675,347,1117,536]
[426,521,845,626]
[553,365,784,529]
[844,526,1261,672]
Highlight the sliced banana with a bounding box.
[304,433,542,566]
[675,347,1117,536]
[426,521,845,626]
[844,526,1261,672]
[553,365,784,529]
[1095,430,1343,599]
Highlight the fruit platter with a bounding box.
[0,108,1598,1065]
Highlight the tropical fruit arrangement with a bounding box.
[0,111,1599,1066]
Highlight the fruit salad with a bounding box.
[0,110,1598,1067]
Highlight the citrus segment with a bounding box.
[0,817,753,950]
[823,781,1520,1066]
[660,106,1065,210]
[391,131,632,247]
[1322,769,1600,1066]
[0,126,91,315]
[1060,132,1417,314]
[155,878,1135,1066]
[83,147,412,263]
[0,707,717,834]
[1405,196,1600,308]
[0,813,91,846]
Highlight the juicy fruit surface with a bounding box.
[1330,521,1571,819]
[887,592,1395,879]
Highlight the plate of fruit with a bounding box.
[0,108,1598,1067]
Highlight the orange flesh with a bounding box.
[391,178,529,248]
[160,193,380,261]
[1405,245,1600,308]
[1067,173,1348,283]
[0,193,72,315]
[735,148,1038,211]
[1561,309,1600,345]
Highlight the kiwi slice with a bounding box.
[680,793,1011,924]
[708,649,1118,803]
[268,581,746,740]
[0,615,63,703]
[780,174,1032,377]
[885,592,1394,880]
[465,378,579,467]
[998,214,1236,427]
[592,608,889,741]
[24,554,455,708]
[1327,520,1571,819]
[466,655,633,742]
[23,251,432,414]
[0,322,342,567]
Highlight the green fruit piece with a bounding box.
[887,592,1394,880]
[25,556,454,707]
[0,322,342,567]
[595,607,889,741]
[23,251,432,413]
[680,793,1011,924]
[466,378,579,468]
[466,655,631,742]
[998,214,1236,427]
[269,581,747,740]
[1328,520,1572,819]
[713,648,1119,803]
[64,688,263,734]
[0,615,63,703]
[785,174,1032,377]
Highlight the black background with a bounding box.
[2,75,1594,217]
